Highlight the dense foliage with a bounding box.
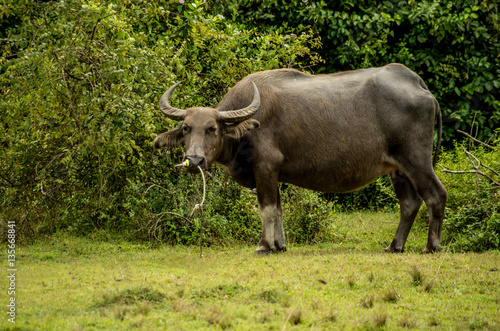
[0,0,320,244]
[438,137,500,251]
[1,0,498,251]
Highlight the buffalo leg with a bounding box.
[256,200,285,253]
[417,172,447,253]
[254,169,286,254]
[385,171,423,253]
[395,156,447,253]
[274,194,286,251]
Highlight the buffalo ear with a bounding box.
[153,125,185,148]
[224,119,260,139]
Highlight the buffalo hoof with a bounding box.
[384,246,404,253]
[254,244,287,254]
[254,249,272,255]
[422,246,441,254]
[254,245,276,255]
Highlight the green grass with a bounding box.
[3,211,500,330]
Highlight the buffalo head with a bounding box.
[154,82,261,172]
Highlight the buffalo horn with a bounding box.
[159,81,187,120]
[218,81,260,122]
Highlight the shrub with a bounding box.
[0,0,321,243]
[437,132,499,251]
[326,175,397,212]
[281,185,341,244]
[444,202,500,251]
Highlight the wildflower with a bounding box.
[179,0,184,3]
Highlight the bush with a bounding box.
[281,185,338,244]
[136,165,262,246]
[326,175,397,212]
[437,132,500,251]
[444,202,500,252]
[0,0,321,243]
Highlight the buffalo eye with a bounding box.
[206,126,217,135]
[182,125,190,134]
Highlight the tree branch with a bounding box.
[146,212,194,241]
[144,182,174,195]
[462,147,499,176]
[438,164,500,187]
[89,14,114,42]
[457,130,495,149]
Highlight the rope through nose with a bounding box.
[191,165,206,213]
[188,165,206,258]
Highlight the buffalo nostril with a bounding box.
[185,156,204,168]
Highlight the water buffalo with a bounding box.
[154,63,447,254]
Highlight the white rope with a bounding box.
[172,162,207,257]
[192,165,206,258]
[190,165,206,216]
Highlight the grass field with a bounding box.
[3,211,500,330]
